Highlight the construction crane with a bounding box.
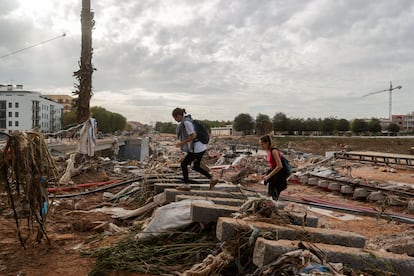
[363,81,402,120]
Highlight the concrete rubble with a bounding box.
[104,135,414,275]
[3,133,414,275]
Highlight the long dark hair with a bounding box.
[260,134,274,149]
[172,107,186,117]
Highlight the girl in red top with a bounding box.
[259,134,287,200]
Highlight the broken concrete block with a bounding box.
[327,182,341,192]
[176,194,245,207]
[216,217,366,248]
[163,188,250,204]
[286,212,318,227]
[299,175,309,184]
[387,195,408,206]
[253,238,414,276]
[317,180,329,189]
[408,199,414,214]
[366,191,385,203]
[353,187,369,199]
[154,183,238,194]
[340,184,354,195]
[307,178,318,186]
[190,202,239,224]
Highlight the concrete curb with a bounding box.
[176,194,246,206]
[216,217,366,248]
[163,188,251,203]
[154,183,238,194]
[191,202,239,224]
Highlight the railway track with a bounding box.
[290,151,414,214]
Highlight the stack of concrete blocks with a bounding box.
[153,180,414,275]
[317,179,329,190]
[307,177,319,186]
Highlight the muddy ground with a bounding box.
[1,135,414,275]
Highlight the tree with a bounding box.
[303,118,320,134]
[336,118,350,132]
[368,118,382,134]
[255,113,272,136]
[321,117,336,135]
[61,111,77,128]
[287,118,304,135]
[351,119,368,134]
[233,113,254,135]
[387,123,400,135]
[91,106,127,133]
[155,122,176,134]
[272,112,289,133]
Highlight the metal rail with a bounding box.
[334,151,414,166]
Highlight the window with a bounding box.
[8,112,12,117]
[15,102,19,108]
[8,102,12,108]
[15,112,19,117]
[15,121,19,127]
[8,121,12,127]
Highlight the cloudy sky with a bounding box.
[1,0,413,124]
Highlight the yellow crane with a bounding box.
[363,81,402,120]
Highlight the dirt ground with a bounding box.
[1,135,414,275]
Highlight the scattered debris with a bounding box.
[2,133,414,275]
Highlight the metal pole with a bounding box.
[389,81,392,121]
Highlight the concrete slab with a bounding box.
[286,212,318,227]
[176,194,245,207]
[191,202,239,224]
[216,217,366,248]
[163,188,257,204]
[253,238,414,275]
[147,178,209,184]
[154,182,238,194]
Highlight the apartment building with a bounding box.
[391,113,414,132]
[0,84,63,133]
[43,94,74,113]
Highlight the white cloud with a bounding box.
[1,0,413,124]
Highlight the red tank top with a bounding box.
[267,149,280,169]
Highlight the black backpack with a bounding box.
[281,155,292,177]
[182,116,210,144]
[272,148,292,177]
[192,120,210,144]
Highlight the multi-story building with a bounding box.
[43,94,74,113]
[391,112,414,132]
[0,84,63,133]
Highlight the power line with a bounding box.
[0,33,66,60]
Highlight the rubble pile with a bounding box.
[1,133,414,275]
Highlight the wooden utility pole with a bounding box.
[73,0,95,123]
